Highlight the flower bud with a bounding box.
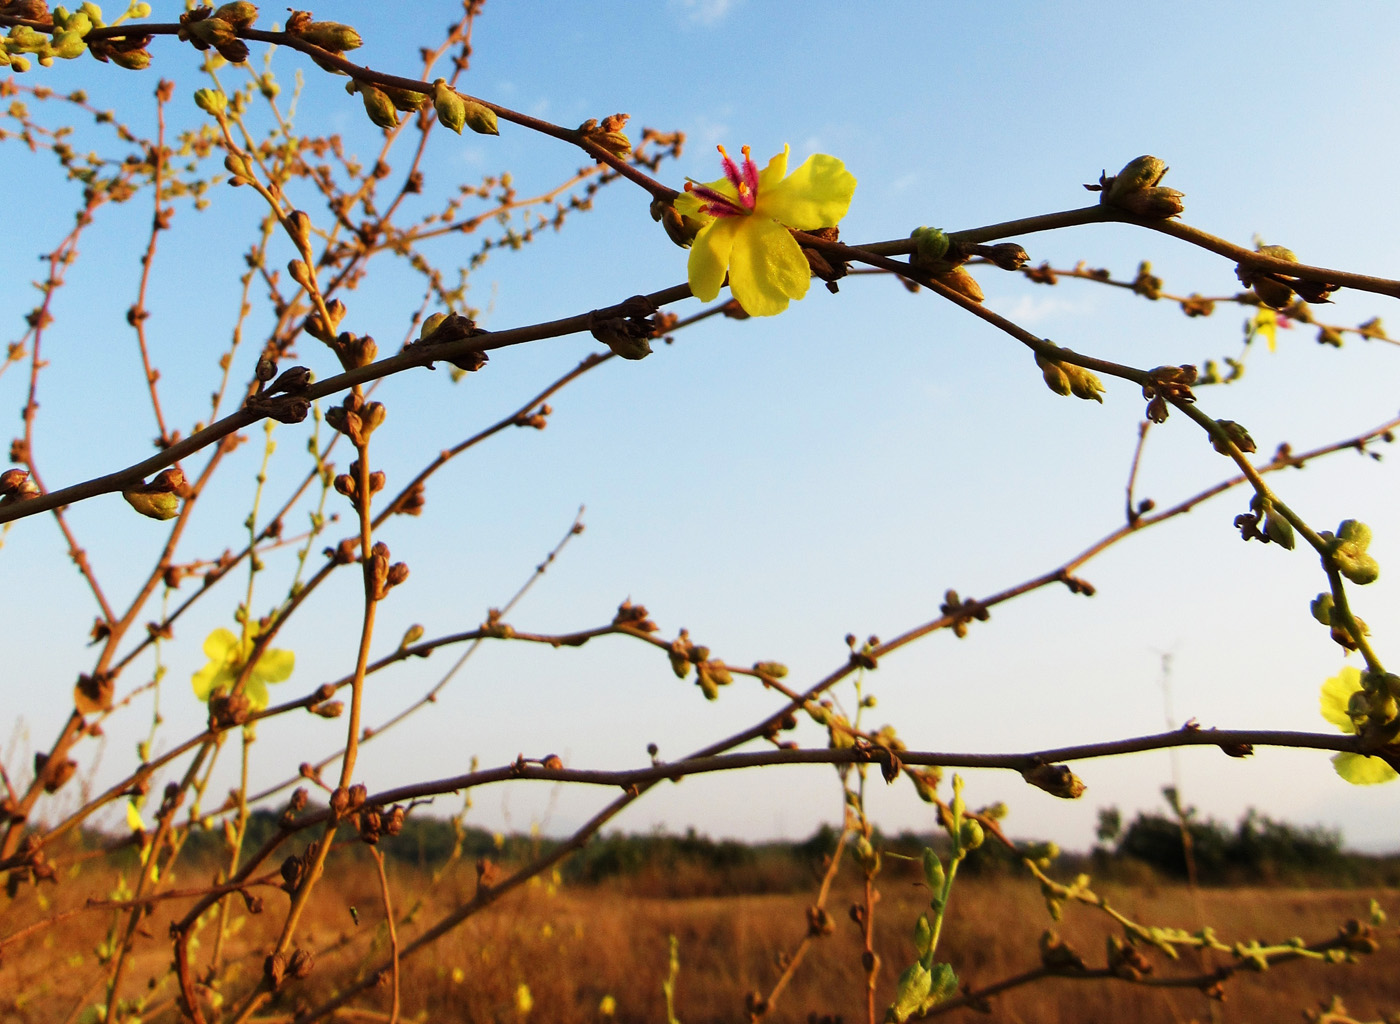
[462,97,499,136]
[123,481,182,520]
[1036,352,1072,396]
[910,226,951,267]
[109,48,152,70]
[189,16,236,48]
[1328,519,1380,585]
[359,85,400,129]
[297,21,362,52]
[214,1,257,28]
[934,266,983,303]
[194,88,228,116]
[432,78,466,134]
[1021,763,1086,799]
[958,818,985,851]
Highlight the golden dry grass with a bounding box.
[2,852,1397,1024]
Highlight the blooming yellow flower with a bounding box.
[1319,666,1398,784]
[674,144,856,317]
[192,626,295,711]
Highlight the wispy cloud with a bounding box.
[669,0,739,27]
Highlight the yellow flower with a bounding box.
[192,626,295,711]
[1320,666,1398,784]
[674,144,856,317]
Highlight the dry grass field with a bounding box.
[3,844,1396,1024]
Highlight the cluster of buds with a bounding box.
[1035,346,1105,403]
[666,629,731,699]
[332,458,386,506]
[244,362,312,423]
[613,598,658,633]
[208,689,252,729]
[412,311,489,372]
[122,467,188,521]
[344,78,423,130]
[939,590,989,639]
[578,113,631,160]
[33,750,77,794]
[178,5,250,63]
[1311,592,1370,651]
[1233,491,1294,550]
[355,803,405,845]
[909,226,983,302]
[279,785,309,827]
[1087,155,1184,219]
[365,541,409,601]
[302,296,347,345]
[0,467,39,507]
[512,403,551,430]
[2,4,150,71]
[5,836,56,897]
[285,8,360,75]
[73,670,114,714]
[264,948,314,990]
[279,838,319,893]
[588,294,659,360]
[324,392,385,448]
[1321,519,1380,586]
[1140,363,1197,423]
[1039,930,1088,973]
[1236,243,1337,310]
[433,78,497,135]
[800,226,849,294]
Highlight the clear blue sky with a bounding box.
[3,2,1400,851]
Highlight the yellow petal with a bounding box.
[1332,751,1399,785]
[245,676,270,712]
[687,218,737,302]
[1320,666,1363,733]
[755,145,789,191]
[203,628,238,661]
[760,154,857,230]
[125,800,146,833]
[727,216,809,317]
[192,660,234,702]
[253,647,295,684]
[673,190,710,221]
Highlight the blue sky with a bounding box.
[4,2,1400,852]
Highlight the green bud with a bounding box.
[922,848,945,893]
[359,85,400,129]
[189,17,236,48]
[419,312,449,341]
[399,623,424,650]
[50,31,88,60]
[592,130,631,158]
[79,1,103,22]
[379,84,425,111]
[1329,519,1379,585]
[194,88,227,116]
[1065,364,1106,403]
[462,97,499,136]
[110,48,150,70]
[298,21,362,52]
[1257,243,1299,264]
[1263,508,1296,550]
[752,661,787,678]
[910,226,951,267]
[1036,352,1072,396]
[1310,593,1334,625]
[1210,419,1256,455]
[128,2,152,17]
[433,78,466,134]
[1107,155,1167,198]
[958,819,985,852]
[1021,763,1086,800]
[213,1,257,29]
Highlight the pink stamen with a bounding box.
[683,145,763,218]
